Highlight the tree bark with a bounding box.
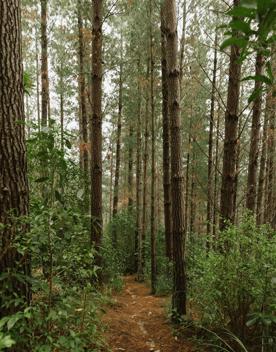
[35,20,41,129]
[150,0,157,295]
[41,0,49,127]
[163,0,187,317]
[59,65,64,152]
[219,0,242,231]
[77,0,89,212]
[141,59,150,276]
[136,61,143,281]
[0,0,30,316]
[206,30,218,244]
[109,144,114,222]
[264,48,276,227]
[128,125,134,209]
[256,102,269,225]
[161,5,172,260]
[112,42,123,247]
[179,0,187,101]
[246,52,264,213]
[213,104,221,239]
[90,0,103,276]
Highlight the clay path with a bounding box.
[102,276,194,352]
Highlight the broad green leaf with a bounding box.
[242,74,272,84]
[248,87,263,102]
[228,6,256,18]
[220,37,248,50]
[7,315,21,331]
[265,62,274,81]
[229,19,252,34]
[0,334,15,350]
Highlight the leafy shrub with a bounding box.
[188,215,276,348]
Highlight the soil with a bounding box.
[102,276,195,352]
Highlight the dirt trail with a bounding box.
[102,276,194,352]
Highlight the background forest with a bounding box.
[0,0,276,351]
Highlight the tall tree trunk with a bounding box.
[136,62,143,281]
[59,66,64,152]
[246,52,264,213]
[90,0,103,277]
[77,0,89,212]
[128,125,134,209]
[161,6,172,259]
[141,59,150,277]
[265,48,276,227]
[190,150,196,234]
[41,0,49,128]
[219,0,242,231]
[0,0,30,317]
[150,0,157,295]
[112,52,123,247]
[213,104,221,239]
[109,144,114,222]
[206,30,218,244]
[184,123,191,234]
[179,0,187,101]
[256,102,269,225]
[35,21,41,129]
[233,114,242,224]
[163,0,187,316]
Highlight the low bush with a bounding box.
[187,215,276,350]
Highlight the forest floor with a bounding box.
[102,276,195,352]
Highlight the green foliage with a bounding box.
[105,208,136,277]
[221,0,276,53]
[23,71,34,95]
[221,0,276,100]
[0,125,106,351]
[144,228,173,295]
[0,332,15,350]
[188,215,276,348]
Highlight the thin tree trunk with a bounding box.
[41,0,49,128]
[136,61,143,280]
[161,7,172,259]
[90,0,103,277]
[77,0,89,212]
[59,67,64,152]
[35,21,41,129]
[213,104,221,239]
[246,52,264,213]
[128,125,134,209]
[141,59,150,276]
[163,0,187,316]
[150,0,157,295]
[233,114,242,225]
[179,0,187,101]
[184,122,191,235]
[109,144,114,222]
[206,30,218,244]
[219,0,242,230]
[190,151,196,234]
[112,52,123,247]
[256,103,269,225]
[264,48,276,227]
[0,0,30,317]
